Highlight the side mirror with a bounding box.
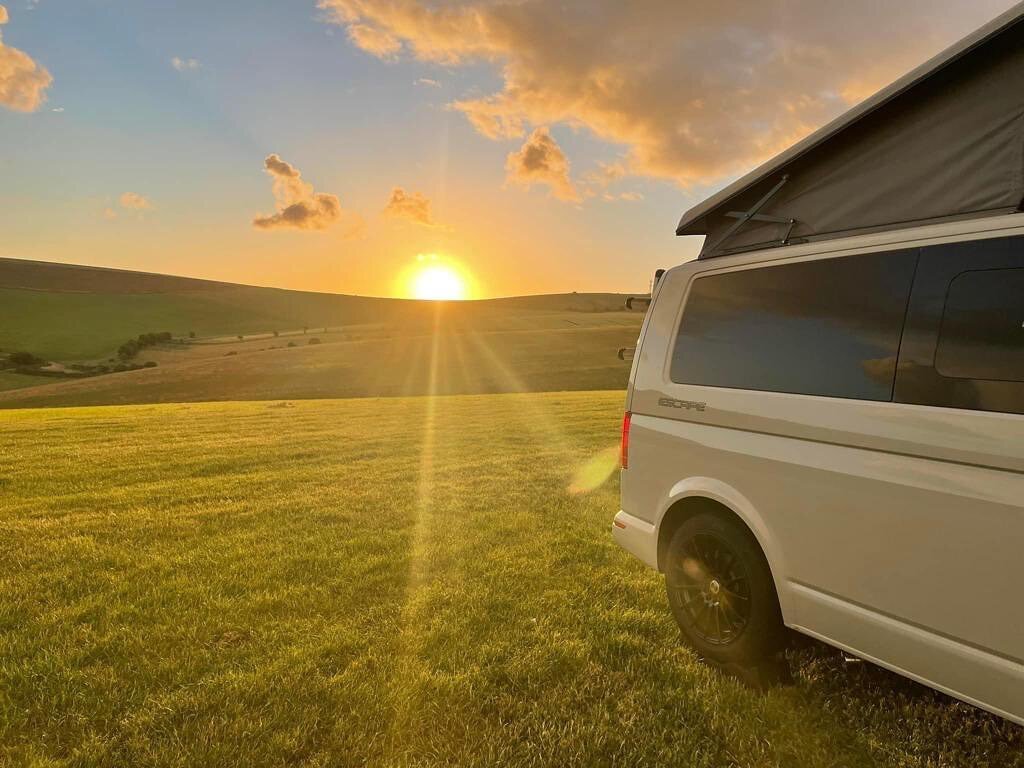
[617,347,635,361]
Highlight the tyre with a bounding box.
[664,512,785,666]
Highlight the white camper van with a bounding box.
[614,4,1024,724]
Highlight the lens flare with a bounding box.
[568,446,620,495]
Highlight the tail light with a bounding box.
[620,411,631,469]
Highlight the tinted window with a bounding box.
[671,250,917,400]
[894,236,1024,415]
[935,269,1024,382]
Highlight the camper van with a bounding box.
[614,4,1024,724]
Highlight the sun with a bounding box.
[411,265,467,300]
[400,254,474,300]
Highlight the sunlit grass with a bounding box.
[1,393,1021,767]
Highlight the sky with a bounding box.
[0,0,1017,298]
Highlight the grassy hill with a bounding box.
[0,257,642,407]
[2,392,1019,767]
[0,258,633,362]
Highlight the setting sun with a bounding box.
[411,265,467,300]
[399,254,475,300]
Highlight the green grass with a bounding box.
[0,373,45,392]
[0,307,642,409]
[0,268,633,362]
[1,392,1020,767]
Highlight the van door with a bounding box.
[883,235,1024,668]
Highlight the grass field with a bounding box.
[2,392,1020,767]
[0,258,634,363]
[0,305,642,409]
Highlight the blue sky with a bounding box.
[0,0,1013,296]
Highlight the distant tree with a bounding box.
[189,331,196,339]
[118,340,140,360]
[287,341,297,348]
[237,335,244,341]
[8,351,42,366]
[308,337,321,345]
[273,330,280,337]
[143,361,158,368]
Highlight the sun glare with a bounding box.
[400,254,474,301]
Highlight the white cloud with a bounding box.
[170,56,200,72]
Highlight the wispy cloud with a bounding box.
[505,127,579,202]
[253,154,346,232]
[170,56,200,72]
[119,192,153,211]
[415,77,440,88]
[0,3,52,112]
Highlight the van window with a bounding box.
[894,235,1024,415]
[935,269,1024,382]
[671,250,917,400]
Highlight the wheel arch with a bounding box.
[655,478,793,621]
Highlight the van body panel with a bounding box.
[618,214,1024,725]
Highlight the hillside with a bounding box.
[0,258,643,408]
[0,257,633,362]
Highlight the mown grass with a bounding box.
[1,393,1021,767]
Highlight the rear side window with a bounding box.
[895,235,1024,415]
[935,269,1024,382]
[670,250,917,400]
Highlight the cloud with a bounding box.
[119,192,153,211]
[253,154,344,232]
[604,191,643,202]
[347,23,401,58]
[505,127,579,202]
[383,187,435,226]
[171,56,200,72]
[0,4,53,112]
[318,0,1011,185]
[415,77,440,88]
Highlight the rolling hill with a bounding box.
[0,258,643,408]
[0,257,634,362]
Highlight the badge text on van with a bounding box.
[658,397,707,412]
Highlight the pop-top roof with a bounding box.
[678,2,1024,258]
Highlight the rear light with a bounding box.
[620,411,631,469]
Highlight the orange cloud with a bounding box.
[120,192,153,211]
[253,154,344,232]
[505,127,579,202]
[347,23,401,58]
[0,4,52,112]
[384,187,435,226]
[318,0,1005,185]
